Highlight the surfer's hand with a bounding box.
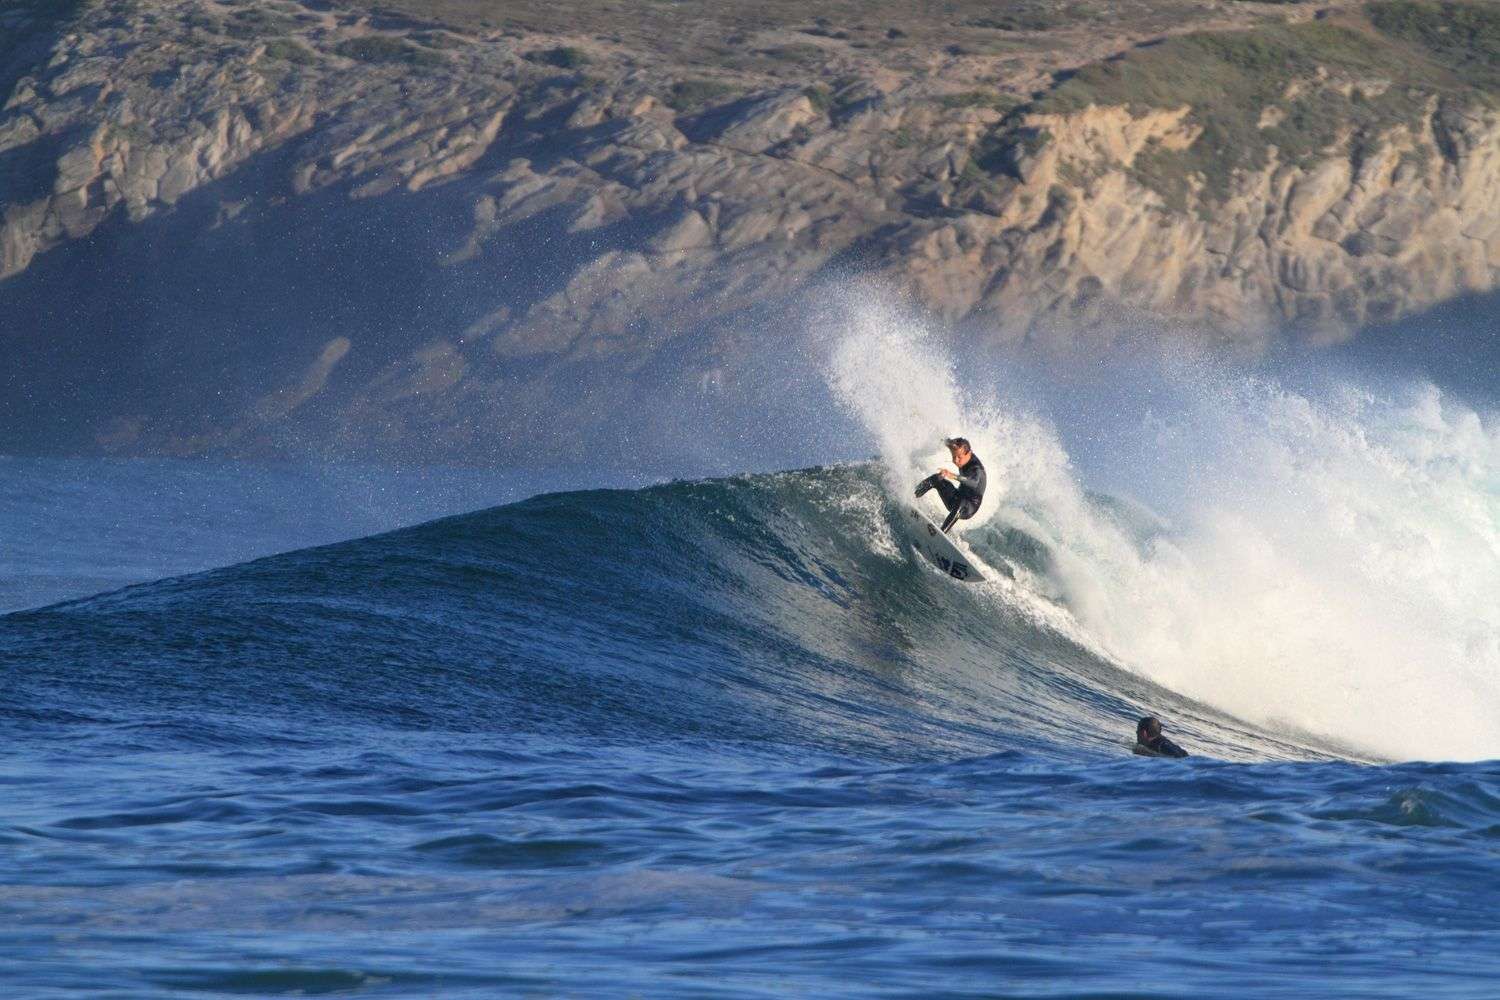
[938,469,956,480]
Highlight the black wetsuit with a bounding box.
[1133,735,1189,758]
[922,454,986,532]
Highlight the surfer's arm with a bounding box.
[1157,737,1189,758]
[956,468,986,492]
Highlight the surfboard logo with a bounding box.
[933,555,970,580]
[907,504,985,583]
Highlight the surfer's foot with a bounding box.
[914,476,934,498]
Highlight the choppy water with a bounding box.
[4,460,1499,998]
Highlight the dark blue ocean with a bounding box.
[4,451,1499,999]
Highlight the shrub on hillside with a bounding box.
[529,46,589,69]
[665,78,736,110]
[335,35,444,67]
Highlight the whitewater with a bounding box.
[3,298,1499,997]
[829,296,1500,762]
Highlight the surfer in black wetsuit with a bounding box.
[914,437,986,533]
[1133,716,1189,758]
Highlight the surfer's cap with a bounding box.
[944,437,971,452]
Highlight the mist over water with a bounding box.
[823,294,1500,762]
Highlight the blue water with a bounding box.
[4,461,1498,997]
[0,456,621,613]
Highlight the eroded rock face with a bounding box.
[2,0,1497,460]
[905,100,1500,347]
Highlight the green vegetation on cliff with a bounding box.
[335,34,445,67]
[263,38,318,64]
[666,78,739,111]
[1369,0,1500,90]
[223,7,300,39]
[1009,1,1500,210]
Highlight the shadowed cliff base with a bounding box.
[0,0,87,100]
[0,144,721,462]
[1320,285,1500,405]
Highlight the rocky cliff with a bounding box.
[2,0,1498,461]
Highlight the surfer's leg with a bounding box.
[941,498,979,534]
[931,478,960,511]
[936,483,964,532]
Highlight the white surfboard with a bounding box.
[904,505,987,583]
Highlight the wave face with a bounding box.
[5,464,1288,763]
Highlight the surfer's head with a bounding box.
[1137,716,1163,742]
[944,437,972,464]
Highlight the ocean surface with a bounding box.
[4,453,1499,998]
[6,315,1500,997]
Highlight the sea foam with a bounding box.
[827,294,1500,762]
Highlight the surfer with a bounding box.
[1133,716,1189,758]
[914,437,986,533]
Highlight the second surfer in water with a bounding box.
[1132,716,1189,758]
[914,437,987,533]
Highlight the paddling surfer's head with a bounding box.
[944,437,972,465]
[1133,715,1190,758]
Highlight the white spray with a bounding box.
[826,294,1500,762]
